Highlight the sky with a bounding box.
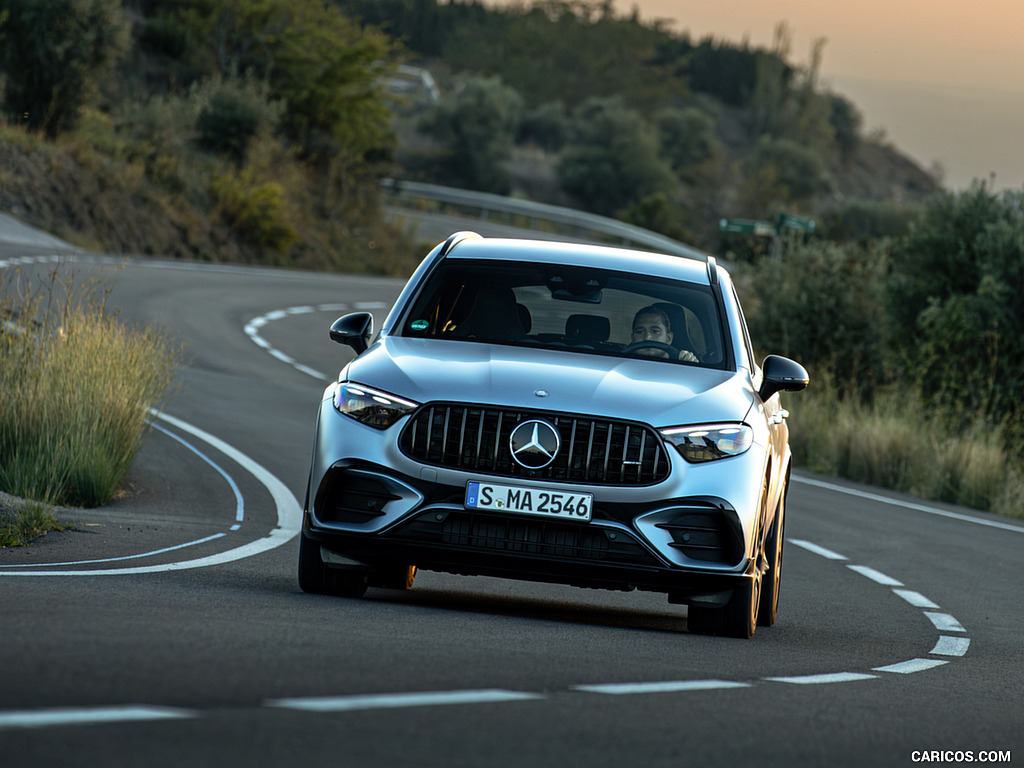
[616,0,1024,191]
[486,0,1024,192]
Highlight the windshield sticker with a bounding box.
[410,319,430,331]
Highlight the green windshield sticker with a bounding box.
[411,319,429,331]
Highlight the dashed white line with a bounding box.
[847,565,904,586]
[874,659,949,675]
[931,636,971,656]
[266,689,543,713]
[893,589,940,609]
[766,672,877,685]
[0,705,194,730]
[789,539,847,560]
[573,680,750,695]
[924,612,967,633]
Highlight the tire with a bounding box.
[369,565,417,591]
[687,573,760,639]
[721,570,760,639]
[708,477,768,639]
[687,605,722,636]
[297,532,368,598]
[757,490,786,627]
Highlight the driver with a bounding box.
[631,305,698,361]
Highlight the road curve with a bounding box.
[1,245,1022,768]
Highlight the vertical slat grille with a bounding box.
[399,404,669,486]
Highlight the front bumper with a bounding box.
[305,459,757,605]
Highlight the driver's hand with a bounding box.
[680,350,698,362]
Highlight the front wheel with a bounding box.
[757,489,786,627]
[298,532,368,598]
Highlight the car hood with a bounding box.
[341,337,754,428]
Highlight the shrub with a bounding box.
[210,170,297,252]
[0,266,182,507]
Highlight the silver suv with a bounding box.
[299,233,808,637]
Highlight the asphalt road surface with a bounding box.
[2,232,1022,768]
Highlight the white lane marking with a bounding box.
[931,636,971,657]
[794,474,1024,534]
[873,658,950,674]
[244,303,348,382]
[151,421,244,524]
[789,539,847,560]
[0,705,194,730]
[892,589,940,609]
[0,534,226,568]
[0,411,301,576]
[847,565,904,586]
[573,680,750,695]
[924,612,967,632]
[266,689,543,713]
[766,672,877,685]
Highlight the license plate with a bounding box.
[465,481,592,522]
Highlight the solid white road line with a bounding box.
[793,475,1024,534]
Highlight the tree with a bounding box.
[417,76,523,194]
[196,0,397,161]
[0,0,129,138]
[654,106,722,184]
[558,96,675,216]
[738,136,832,212]
[888,183,1024,430]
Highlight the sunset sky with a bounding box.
[490,0,1024,191]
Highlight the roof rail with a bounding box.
[706,255,719,285]
[439,230,481,256]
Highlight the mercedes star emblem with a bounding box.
[509,419,560,469]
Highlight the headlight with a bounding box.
[333,383,418,429]
[659,423,753,462]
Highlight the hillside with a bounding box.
[0,0,941,270]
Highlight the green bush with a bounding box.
[210,171,297,252]
[196,78,282,165]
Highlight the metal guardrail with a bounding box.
[381,179,710,261]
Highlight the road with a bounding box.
[1,234,1022,767]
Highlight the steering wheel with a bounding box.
[623,340,678,358]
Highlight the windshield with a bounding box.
[399,259,727,368]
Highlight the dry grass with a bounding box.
[0,265,183,508]
[787,378,1024,519]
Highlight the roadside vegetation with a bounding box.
[736,183,1024,519]
[0,265,183,540]
[0,1,1020,521]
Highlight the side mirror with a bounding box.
[329,312,373,355]
[759,355,809,401]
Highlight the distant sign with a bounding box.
[719,214,816,237]
[718,218,776,237]
[777,213,816,233]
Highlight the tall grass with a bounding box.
[0,265,182,507]
[786,375,1024,519]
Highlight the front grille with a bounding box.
[392,510,661,567]
[399,404,669,485]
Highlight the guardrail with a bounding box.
[381,179,710,261]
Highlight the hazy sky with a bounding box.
[485,0,1024,191]
[617,0,1024,191]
